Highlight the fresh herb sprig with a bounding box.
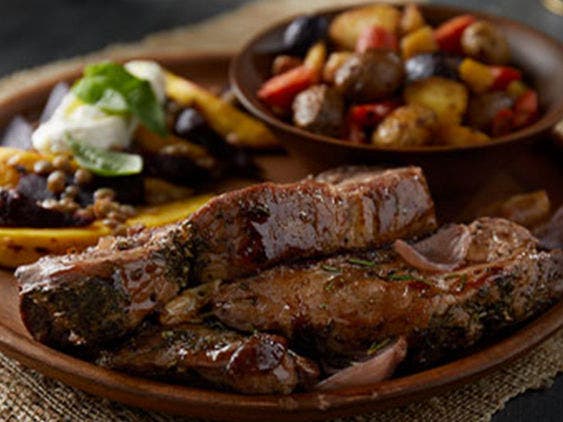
[72,62,167,136]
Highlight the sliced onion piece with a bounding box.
[315,337,407,391]
[40,82,70,122]
[394,224,472,273]
[1,116,33,149]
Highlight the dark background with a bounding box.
[1,1,562,421]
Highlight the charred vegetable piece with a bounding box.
[461,20,510,65]
[283,15,329,55]
[335,50,404,102]
[404,77,468,125]
[356,25,398,53]
[292,85,344,137]
[434,14,477,54]
[271,55,302,76]
[257,65,317,111]
[329,4,401,50]
[405,53,460,83]
[400,26,438,59]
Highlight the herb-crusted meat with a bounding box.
[189,166,436,283]
[17,166,436,349]
[213,218,563,363]
[98,323,319,394]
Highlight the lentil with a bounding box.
[46,171,66,194]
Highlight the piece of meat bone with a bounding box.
[213,218,563,362]
[98,323,319,394]
[17,166,436,349]
[535,205,563,250]
[393,224,472,273]
[160,280,221,325]
[315,337,407,391]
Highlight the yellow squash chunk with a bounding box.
[0,194,212,268]
[303,42,327,78]
[164,72,278,149]
[323,51,353,83]
[329,4,401,50]
[436,124,491,146]
[459,58,494,93]
[400,26,438,59]
[404,77,468,125]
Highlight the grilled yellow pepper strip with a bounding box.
[164,71,278,149]
[0,194,212,268]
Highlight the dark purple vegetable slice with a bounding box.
[283,15,329,55]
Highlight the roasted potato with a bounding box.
[436,124,491,146]
[329,4,401,50]
[0,194,212,267]
[400,26,438,59]
[404,77,468,124]
[461,21,510,65]
[372,104,438,147]
[335,51,404,102]
[165,72,278,149]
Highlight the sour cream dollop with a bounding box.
[32,60,165,154]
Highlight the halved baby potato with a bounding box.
[0,194,212,267]
[404,77,468,124]
[329,4,401,50]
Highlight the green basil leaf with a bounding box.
[72,62,167,135]
[68,137,143,177]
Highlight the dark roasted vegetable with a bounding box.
[292,84,344,137]
[404,53,461,83]
[283,15,329,55]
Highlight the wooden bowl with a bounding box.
[0,53,562,421]
[230,3,563,194]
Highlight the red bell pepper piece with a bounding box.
[257,65,315,110]
[348,102,399,128]
[512,90,538,128]
[491,108,514,136]
[356,25,399,53]
[490,66,522,91]
[434,14,477,54]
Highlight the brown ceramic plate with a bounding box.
[230,3,563,192]
[0,53,561,421]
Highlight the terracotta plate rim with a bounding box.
[0,53,561,420]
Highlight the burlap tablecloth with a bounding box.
[1,1,561,420]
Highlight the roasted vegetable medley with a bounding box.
[0,60,276,266]
[258,3,539,147]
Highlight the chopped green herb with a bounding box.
[367,338,392,355]
[347,258,377,267]
[387,273,416,281]
[324,279,337,292]
[161,330,174,339]
[319,303,328,310]
[72,61,167,135]
[321,264,341,273]
[68,138,143,176]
